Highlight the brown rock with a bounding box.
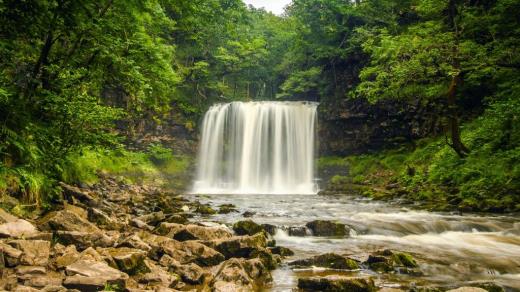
[106,247,149,275]
[156,222,233,241]
[1,241,23,266]
[39,210,99,233]
[203,233,267,259]
[8,240,50,266]
[298,275,375,292]
[53,231,116,250]
[0,219,38,238]
[446,288,488,292]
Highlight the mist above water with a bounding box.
[193,101,318,194]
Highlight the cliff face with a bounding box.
[318,99,443,156]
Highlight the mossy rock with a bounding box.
[306,220,347,237]
[392,252,418,268]
[233,220,263,236]
[195,205,217,215]
[289,253,359,270]
[218,204,238,214]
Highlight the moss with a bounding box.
[392,252,418,268]
[233,220,264,236]
[195,205,217,215]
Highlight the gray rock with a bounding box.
[306,220,347,236]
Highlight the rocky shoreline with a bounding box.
[0,177,509,291]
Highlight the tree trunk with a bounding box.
[446,0,470,158]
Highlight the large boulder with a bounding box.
[155,222,232,241]
[233,220,263,236]
[298,275,376,292]
[306,220,347,237]
[289,253,359,270]
[139,231,225,267]
[8,240,50,266]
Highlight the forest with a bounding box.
[0,1,520,290]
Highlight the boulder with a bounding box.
[306,220,347,237]
[139,231,225,267]
[1,241,23,267]
[22,275,63,289]
[136,259,181,289]
[0,219,38,238]
[365,250,418,273]
[130,218,153,231]
[11,285,40,291]
[87,208,121,230]
[268,246,294,257]
[233,220,263,236]
[117,234,152,252]
[203,233,267,259]
[39,210,99,233]
[54,245,80,269]
[289,253,359,270]
[218,204,238,214]
[261,224,277,236]
[288,226,308,236]
[298,276,376,292]
[53,231,116,250]
[242,211,255,217]
[8,240,50,266]
[0,208,18,223]
[135,211,165,226]
[211,258,271,292]
[195,205,216,215]
[59,182,96,205]
[156,222,233,241]
[106,247,149,275]
[64,259,128,291]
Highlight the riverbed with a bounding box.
[191,193,520,291]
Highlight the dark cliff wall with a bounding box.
[318,99,443,156]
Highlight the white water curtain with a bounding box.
[193,101,318,194]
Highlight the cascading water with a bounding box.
[192,101,318,194]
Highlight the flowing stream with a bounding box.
[193,194,520,291]
[192,101,318,195]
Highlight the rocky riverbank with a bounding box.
[0,178,513,291]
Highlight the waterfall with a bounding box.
[192,101,318,194]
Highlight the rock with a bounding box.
[268,246,294,257]
[298,275,376,292]
[306,220,347,236]
[23,275,63,289]
[446,288,487,292]
[211,258,271,292]
[0,219,39,238]
[59,182,96,205]
[137,259,181,289]
[156,222,232,241]
[379,288,405,292]
[1,241,23,266]
[242,211,255,217]
[233,220,263,236]
[53,231,116,250]
[0,208,18,223]
[181,205,190,213]
[261,224,277,236]
[289,253,359,270]
[288,226,308,236]
[218,204,238,214]
[39,210,99,233]
[87,208,121,230]
[135,212,165,226]
[106,247,149,275]
[64,259,128,290]
[54,245,80,269]
[8,240,50,266]
[173,262,204,284]
[139,231,225,267]
[164,214,189,225]
[117,234,152,252]
[195,205,216,215]
[11,285,40,291]
[130,218,154,231]
[365,250,418,273]
[203,233,267,259]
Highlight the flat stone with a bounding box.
[53,231,116,250]
[62,275,106,292]
[65,259,128,281]
[0,219,39,238]
[0,241,23,266]
[24,276,63,288]
[107,247,148,275]
[117,234,152,251]
[0,208,18,223]
[39,210,99,233]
